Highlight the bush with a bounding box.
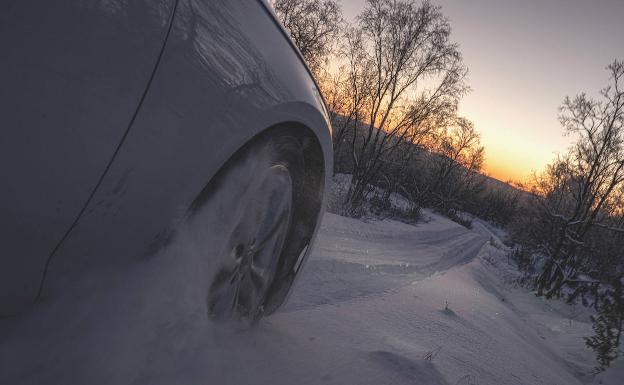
[444,209,472,229]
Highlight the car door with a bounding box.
[0,0,175,314]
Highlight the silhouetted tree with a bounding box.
[535,61,624,299]
[324,27,375,162]
[272,0,343,75]
[424,117,485,214]
[585,275,624,372]
[512,60,624,370]
[343,0,467,213]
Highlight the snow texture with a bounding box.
[1,210,621,384]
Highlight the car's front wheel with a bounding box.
[187,128,323,323]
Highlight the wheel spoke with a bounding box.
[210,264,238,289]
[208,274,240,318]
[249,264,270,292]
[254,208,289,253]
[208,267,240,318]
[252,166,292,254]
[230,281,241,312]
[236,276,257,316]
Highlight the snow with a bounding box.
[1,209,619,384]
[326,173,416,216]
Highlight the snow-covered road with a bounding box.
[286,213,488,312]
[2,210,613,385]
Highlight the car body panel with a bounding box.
[41,0,332,306]
[0,0,176,313]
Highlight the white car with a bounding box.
[0,0,332,321]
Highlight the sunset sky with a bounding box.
[341,0,624,182]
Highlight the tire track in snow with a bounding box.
[286,213,489,311]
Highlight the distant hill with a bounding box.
[331,113,532,204]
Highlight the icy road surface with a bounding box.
[2,211,616,385]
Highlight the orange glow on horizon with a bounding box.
[458,101,573,185]
[483,157,531,184]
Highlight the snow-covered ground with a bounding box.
[1,210,620,384]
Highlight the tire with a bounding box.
[187,128,321,323]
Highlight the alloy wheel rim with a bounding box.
[207,164,293,320]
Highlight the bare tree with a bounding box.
[476,185,521,226]
[342,0,467,212]
[510,61,624,370]
[535,61,624,299]
[377,90,458,202]
[272,0,343,75]
[323,27,375,162]
[425,117,485,213]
